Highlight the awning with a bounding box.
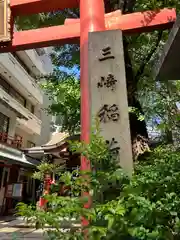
[0,144,39,168]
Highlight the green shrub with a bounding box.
[17,129,180,239]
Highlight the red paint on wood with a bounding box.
[80,0,105,170]
[0,8,175,53]
[80,0,105,230]
[10,0,79,16]
[0,24,79,53]
[111,8,176,32]
[65,10,122,25]
[0,164,12,168]
[39,197,47,208]
[65,8,176,33]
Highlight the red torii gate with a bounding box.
[0,0,176,223]
[4,0,175,163]
[1,7,176,51]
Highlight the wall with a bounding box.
[0,103,17,137]
[0,53,43,105]
[15,127,37,148]
[0,48,53,148]
[37,93,52,145]
[39,47,53,73]
[18,47,53,76]
[36,47,53,146]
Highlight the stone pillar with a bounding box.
[88,30,133,175]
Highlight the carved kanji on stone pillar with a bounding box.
[89,30,133,174]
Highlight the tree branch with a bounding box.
[135,31,163,83]
[107,0,136,13]
[125,0,136,13]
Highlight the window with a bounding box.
[26,102,35,115]
[31,105,35,114]
[0,75,10,93]
[11,52,36,79]
[3,170,8,187]
[14,134,22,148]
[9,88,26,107]
[0,74,26,107]
[15,134,22,141]
[35,48,45,56]
[0,112,9,133]
[27,141,35,148]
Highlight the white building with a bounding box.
[0,48,53,214]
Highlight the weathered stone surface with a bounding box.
[88,30,133,175]
[154,15,180,81]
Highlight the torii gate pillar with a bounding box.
[80,1,105,227]
[80,0,105,172]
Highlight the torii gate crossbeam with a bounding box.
[10,0,79,16]
[0,9,176,52]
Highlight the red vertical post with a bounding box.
[39,173,51,209]
[80,0,106,167]
[80,0,106,228]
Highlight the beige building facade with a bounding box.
[0,48,53,214]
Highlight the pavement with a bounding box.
[0,216,81,239]
[0,217,45,240]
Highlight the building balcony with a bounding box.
[0,87,42,135]
[0,132,22,149]
[0,87,29,119]
[17,49,52,76]
[0,53,43,105]
[17,112,42,136]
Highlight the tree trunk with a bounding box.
[123,38,150,160]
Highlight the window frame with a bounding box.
[0,112,9,133]
[27,141,35,148]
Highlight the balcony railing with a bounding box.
[0,53,43,104]
[0,132,22,149]
[11,52,37,79]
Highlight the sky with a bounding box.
[59,66,80,79]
